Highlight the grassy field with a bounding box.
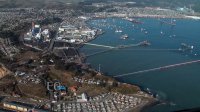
[49,66,140,96]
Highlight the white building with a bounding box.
[77,93,88,102]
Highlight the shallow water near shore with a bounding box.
[80,18,200,112]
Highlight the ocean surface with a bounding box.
[80,18,200,112]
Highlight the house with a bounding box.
[70,86,78,92]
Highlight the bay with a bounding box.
[80,18,200,112]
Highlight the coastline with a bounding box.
[139,99,160,112]
[76,14,200,110]
[91,14,200,20]
[80,15,200,111]
[80,17,159,111]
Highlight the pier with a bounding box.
[114,60,200,77]
[84,41,151,50]
[83,43,116,49]
[86,49,114,57]
[84,41,151,57]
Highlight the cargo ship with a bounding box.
[123,17,144,24]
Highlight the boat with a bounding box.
[141,28,144,32]
[115,29,123,33]
[120,34,128,40]
[160,31,164,35]
[131,19,144,24]
[123,17,143,24]
[180,43,194,51]
[139,40,151,46]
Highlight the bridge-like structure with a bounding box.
[83,43,116,49]
[114,60,200,77]
[83,42,199,78]
[84,41,149,57]
[83,41,182,57]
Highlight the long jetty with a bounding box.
[114,60,200,77]
[84,43,141,57]
[86,49,114,57]
[85,41,154,57]
[83,43,116,49]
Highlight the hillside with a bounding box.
[0,0,83,8]
[1,0,200,12]
[86,0,200,12]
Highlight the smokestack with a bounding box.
[32,22,35,30]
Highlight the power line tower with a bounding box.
[97,64,102,76]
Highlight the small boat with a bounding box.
[120,34,128,40]
[115,29,123,33]
[141,28,144,32]
[181,43,194,51]
[131,19,144,24]
[139,40,151,46]
[160,31,164,35]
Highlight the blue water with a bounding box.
[81,18,200,112]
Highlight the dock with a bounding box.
[85,41,151,57]
[114,60,200,77]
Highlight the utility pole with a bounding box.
[98,64,101,73]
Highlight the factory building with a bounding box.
[2,101,48,112]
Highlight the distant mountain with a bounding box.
[0,0,83,8]
[133,0,200,12]
[1,0,200,12]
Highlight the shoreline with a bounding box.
[80,17,160,110]
[91,14,200,20]
[139,99,160,112]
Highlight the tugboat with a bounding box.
[120,34,128,40]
